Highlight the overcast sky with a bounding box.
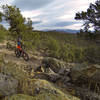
[0,0,96,30]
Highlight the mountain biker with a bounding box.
[15,36,29,61]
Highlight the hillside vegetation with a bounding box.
[1,28,100,64]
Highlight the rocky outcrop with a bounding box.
[33,72,61,83]
[70,64,100,83]
[3,93,80,100]
[69,64,100,100]
[3,94,35,100]
[19,79,80,100]
[42,57,70,74]
[0,73,18,96]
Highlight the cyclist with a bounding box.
[15,36,29,61]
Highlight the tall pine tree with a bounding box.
[1,5,33,37]
[75,0,100,33]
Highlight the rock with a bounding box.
[33,72,60,83]
[47,73,61,82]
[70,64,100,83]
[75,87,100,100]
[3,94,35,100]
[0,73,18,96]
[1,61,28,80]
[33,73,50,80]
[46,67,55,74]
[20,79,80,100]
[42,57,72,84]
[70,63,100,100]
[62,76,70,84]
[34,71,70,84]
[42,57,70,74]
[58,68,70,76]
[35,66,45,73]
[3,93,80,100]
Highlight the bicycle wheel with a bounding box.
[23,52,29,61]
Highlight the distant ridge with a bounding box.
[42,29,79,33]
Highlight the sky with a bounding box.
[0,0,96,30]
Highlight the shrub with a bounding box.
[84,46,100,64]
[58,44,85,63]
[46,38,60,58]
[74,47,85,62]
[22,32,40,51]
[0,25,8,42]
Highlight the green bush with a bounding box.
[46,41,85,63]
[56,44,85,63]
[0,25,8,42]
[46,38,60,58]
[74,47,85,62]
[84,46,100,64]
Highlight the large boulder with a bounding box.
[42,57,72,84]
[70,64,100,82]
[42,57,70,74]
[70,63,88,82]
[0,73,18,96]
[19,79,80,100]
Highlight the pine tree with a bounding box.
[2,5,26,35]
[75,0,100,33]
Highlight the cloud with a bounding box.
[0,0,96,30]
[0,0,13,6]
[21,10,43,18]
[31,0,95,30]
[13,0,55,11]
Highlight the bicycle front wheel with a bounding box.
[23,52,29,61]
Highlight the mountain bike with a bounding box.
[15,48,29,61]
